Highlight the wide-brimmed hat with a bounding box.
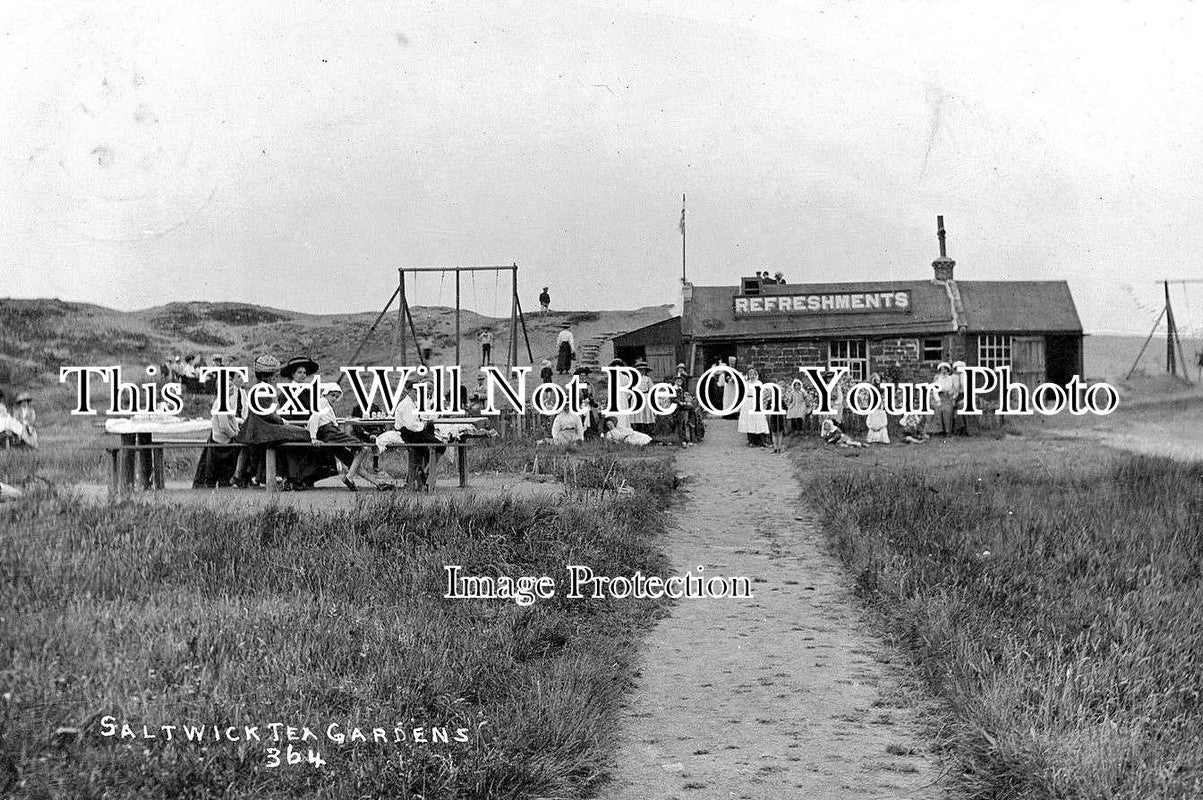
[573,365,592,375]
[541,359,552,367]
[280,356,319,379]
[252,354,281,373]
[634,360,651,371]
[15,392,31,403]
[936,361,951,372]
[608,358,626,367]
[319,382,342,396]
[952,360,966,370]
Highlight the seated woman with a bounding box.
[193,371,247,488]
[602,415,654,446]
[549,405,584,445]
[235,354,336,490]
[274,355,338,490]
[308,383,391,491]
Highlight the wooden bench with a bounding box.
[103,439,473,496]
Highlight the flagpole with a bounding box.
[680,193,686,284]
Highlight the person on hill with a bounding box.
[539,287,551,314]
[738,366,771,447]
[555,323,575,374]
[540,359,554,384]
[418,336,435,365]
[308,383,391,492]
[478,328,494,366]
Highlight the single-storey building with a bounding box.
[611,316,686,378]
[678,218,1084,388]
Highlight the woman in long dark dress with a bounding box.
[275,355,338,489]
[235,354,336,490]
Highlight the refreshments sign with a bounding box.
[732,290,911,316]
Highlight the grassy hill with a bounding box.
[0,298,675,387]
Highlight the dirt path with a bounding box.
[600,420,939,800]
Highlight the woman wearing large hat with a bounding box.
[233,353,337,490]
[279,356,319,382]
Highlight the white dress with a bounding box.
[866,409,890,444]
[737,380,770,434]
[632,374,656,426]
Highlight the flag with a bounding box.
[679,195,685,235]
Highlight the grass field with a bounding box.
[798,433,1203,799]
[0,454,676,799]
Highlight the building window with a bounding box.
[977,334,1012,369]
[828,339,868,381]
[922,338,943,361]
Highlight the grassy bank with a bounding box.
[807,445,1203,799]
[0,456,675,799]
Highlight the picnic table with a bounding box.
[103,416,489,496]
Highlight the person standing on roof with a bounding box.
[538,287,551,314]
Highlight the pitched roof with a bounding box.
[956,281,1082,333]
[683,280,955,340]
[612,316,682,346]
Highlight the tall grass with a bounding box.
[811,455,1203,799]
[0,456,675,798]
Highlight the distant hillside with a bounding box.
[0,298,674,385]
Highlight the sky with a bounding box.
[3,0,1203,335]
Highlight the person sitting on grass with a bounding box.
[820,418,866,448]
[602,415,654,446]
[899,412,929,443]
[308,383,392,492]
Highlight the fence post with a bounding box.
[265,447,277,493]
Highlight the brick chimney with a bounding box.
[932,215,956,282]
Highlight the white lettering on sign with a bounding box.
[732,290,912,316]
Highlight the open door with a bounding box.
[1011,336,1046,390]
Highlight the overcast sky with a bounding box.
[3,1,1202,335]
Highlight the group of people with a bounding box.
[710,358,973,451]
[0,390,37,449]
[540,359,705,448]
[193,354,465,492]
[163,354,229,392]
